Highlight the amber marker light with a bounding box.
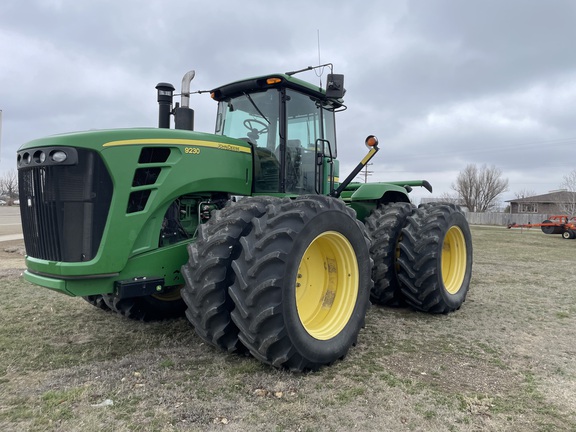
[365,135,379,148]
[266,77,282,85]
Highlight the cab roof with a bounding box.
[210,73,344,109]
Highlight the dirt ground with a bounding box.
[0,204,25,276]
[0,239,26,272]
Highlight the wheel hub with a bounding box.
[441,226,467,294]
[295,231,359,340]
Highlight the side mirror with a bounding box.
[326,74,345,99]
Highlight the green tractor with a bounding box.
[16,65,473,371]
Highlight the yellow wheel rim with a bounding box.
[295,231,359,340]
[441,226,467,294]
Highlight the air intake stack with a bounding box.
[155,82,175,129]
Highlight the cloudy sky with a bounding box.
[1,0,576,205]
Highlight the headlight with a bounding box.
[50,150,68,163]
[34,150,46,163]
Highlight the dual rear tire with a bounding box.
[366,202,473,313]
[397,203,473,313]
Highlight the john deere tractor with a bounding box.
[16,65,473,371]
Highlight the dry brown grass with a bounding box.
[1,226,575,431]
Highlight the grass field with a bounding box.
[1,226,575,431]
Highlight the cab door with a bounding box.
[284,90,336,194]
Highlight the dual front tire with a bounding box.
[180,196,281,352]
[182,195,372,371]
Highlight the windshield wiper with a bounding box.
[243,92,270,124]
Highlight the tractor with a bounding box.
[16,65,473,371]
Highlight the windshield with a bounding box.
[215,89,281,192]
[215,89,280,151]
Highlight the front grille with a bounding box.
[18,148,113,262]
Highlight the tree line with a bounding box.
[442,164,576,216]
[0,170,18,203]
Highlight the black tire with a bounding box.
[108,285,187,321]
[229,195,373,371]
[180,196,281,352]
[541,220,553,234]
[541,220,563,235]
[398,203,473,313]
[562,229,575,239]
[82,295,111,311]
[364,202,415,306]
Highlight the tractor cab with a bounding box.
[210,71,345,195]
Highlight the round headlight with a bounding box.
[34,150,46,164]
[50,150,68,163]
[23,153,31,164]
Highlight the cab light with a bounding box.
[266,77,282,85]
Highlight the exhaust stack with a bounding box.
[174,70,196,131]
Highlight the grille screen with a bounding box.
[18,148,113,262]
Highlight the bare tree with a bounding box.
[451,164,509,212]
[556,170,576,217]
[0,170,18,201]
[514,189,536,199]
[438,192,461,205]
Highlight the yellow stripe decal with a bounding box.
[103,138,252,154]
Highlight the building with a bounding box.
[506,190,576,214]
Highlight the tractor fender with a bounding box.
[349,183,411,203]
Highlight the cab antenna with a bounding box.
[316,29,323,87]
